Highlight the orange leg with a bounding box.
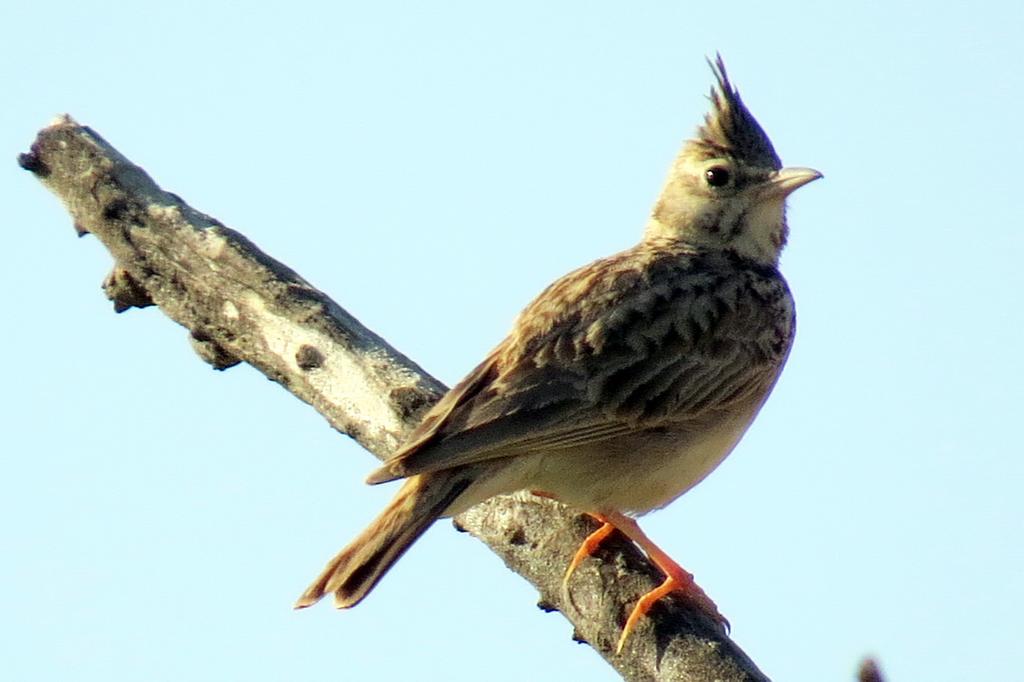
[551,499,728,653]
[562,514,616,588]
[601,510,728,653]
[534,495,618,589]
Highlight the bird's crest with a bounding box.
[695,55,782,170]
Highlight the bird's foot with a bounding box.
[616,562,728,654]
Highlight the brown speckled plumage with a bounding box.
[371,244,794,483]
[296,58,820,642]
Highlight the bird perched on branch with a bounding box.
[296,56,820,653]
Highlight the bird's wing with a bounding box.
[366,345,620,484]
[368,247,792,484]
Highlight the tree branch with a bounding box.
[20,116,769,682]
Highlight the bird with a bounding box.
[295,55,821,653]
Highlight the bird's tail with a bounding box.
[294,472,470,609]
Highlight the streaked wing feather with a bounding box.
[366,349,504,483]
[371,245,792,483]
[383,413,634,480]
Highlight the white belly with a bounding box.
[450,408,758,517]
[549,413,754,514]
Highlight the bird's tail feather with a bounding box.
[294,473,470,609]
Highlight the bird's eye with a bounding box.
[704,166,732,188]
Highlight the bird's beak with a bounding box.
[764,167,822,198]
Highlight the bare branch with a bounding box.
[20,116,769,682]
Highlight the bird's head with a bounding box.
[646,56,821,266]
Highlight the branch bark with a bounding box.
[20,116,769,682]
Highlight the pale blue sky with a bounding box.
[3,2,1022,681]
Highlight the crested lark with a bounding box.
[296,56,821,652]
